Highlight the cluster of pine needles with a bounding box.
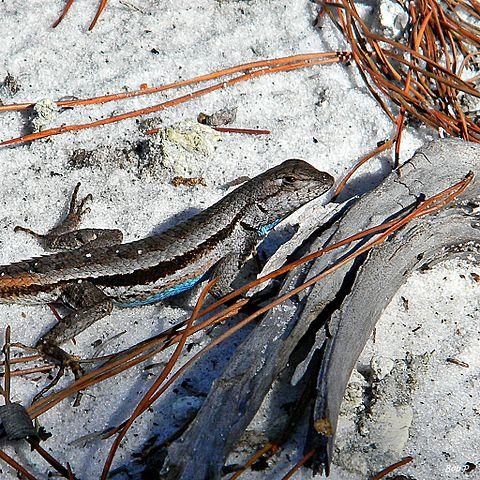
[323,0,480,195]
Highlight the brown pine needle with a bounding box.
[89,0,109,30]
[51,0,108,30]
[3,326,11,404]
[0,354,43,367]
[145,126,271,136]
[0,52,341,113]
[229,443,279,479]
[0,449,39,480]
[213,127,271,135]
[371,456,414,480]
[52,0,76,28]
[281,449,315,479]
[5,365,55,377]
[333,138,394,198]
[0,57,342,147]
[322,0,480,196]
[29,441,74,480]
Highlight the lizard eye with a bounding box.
[283,175,297,184]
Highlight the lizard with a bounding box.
[0,159,334,376]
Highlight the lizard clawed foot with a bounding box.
[13,182,94,250]
[34,342,85,406]
[13,183,122,252]
[10,341,84,405]
[66,182,93,225]
[43,182,94,242]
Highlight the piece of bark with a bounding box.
[159,209,329,480]
[297,138,480,341]
[290,138,480,472]
[310,207,480,473]
[158,138,480,479]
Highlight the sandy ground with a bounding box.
[0,1,478,479]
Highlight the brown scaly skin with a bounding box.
[0,160,334,380]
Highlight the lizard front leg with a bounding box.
[35,281,113,379]
[209,230,259,299]
[15,182,123,250]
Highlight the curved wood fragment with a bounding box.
[158,138,480,479]
[296,138,480,472]
[311,208,480,473]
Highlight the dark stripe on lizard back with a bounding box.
[92,211,244,287]
[0,212,244,299]
[0,282,64,301]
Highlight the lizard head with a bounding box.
[248,159,334,227]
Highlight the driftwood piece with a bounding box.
[297,138,480,338]
[311,207,480,472]
[159,138,480,479]
[293,138,480,472]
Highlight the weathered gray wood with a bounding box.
[298,137,480,344]
[299,138,480,472]
[158,138,480,479]
[311,209,480,473]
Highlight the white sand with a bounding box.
[0,1,478,478]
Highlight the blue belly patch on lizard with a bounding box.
[256,219,281,236]
[115,222,279,308]
[115,273,206,308]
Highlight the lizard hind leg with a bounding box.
[15,182,123,251]
[35,281,113,387]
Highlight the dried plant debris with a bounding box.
[445,357,469,368]
[30,99,59,133]
[1,73,21,96]
[68,120,220,179]
[171,176,206,188]
[387,476,417,480]
[157,138,480,479]
[312,0,480,187]
[137,121,220,178]
[197,106,237,127]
